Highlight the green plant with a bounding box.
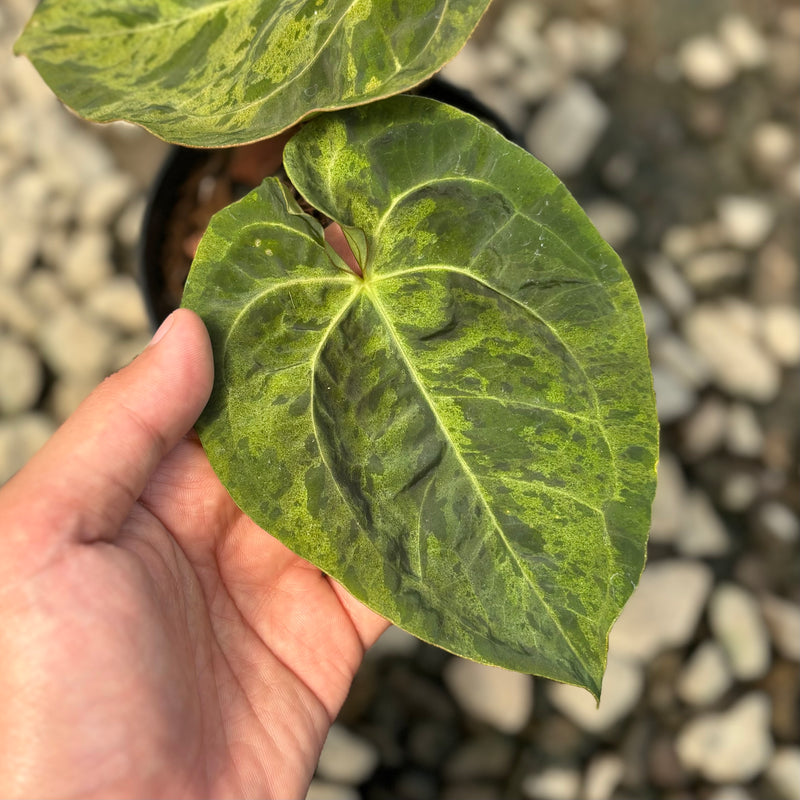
[15,0,658,698]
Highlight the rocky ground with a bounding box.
[1,0,798,798]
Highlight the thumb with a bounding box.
[0,309,213,548]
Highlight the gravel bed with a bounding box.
[1,0,798,799]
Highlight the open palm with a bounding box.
[0,310,387,799]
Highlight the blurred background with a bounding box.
[1,0,798,798]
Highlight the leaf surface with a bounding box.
[14,0,490,146]
[181,97,658,696]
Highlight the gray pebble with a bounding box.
[766,748,800,800]
[522,765,582,800]
[315,724,379,786]
[84,275,151,335]
[305,779,360,800]
[709,583,771,681]
[0,335,43,415]
[678,35,738,90]
[525,81,609,177]
[678,490,731,557]
[649,449,687,545]
[652,364,697,424]
[583,753,624,800]
[677,640,734,707]
[609,559,713,662]
[645,254,695,316]
[682,250,747,292]
[547,654,643,734]
[760,595,800,662]
[676,693,774,782]
[757,501,800,544]
[38,305,115,379]
[717,195,775,249]
[55,230,115,296]
[683,301,780,402]
[443,657,533,734]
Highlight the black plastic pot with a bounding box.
[140,79,519,327]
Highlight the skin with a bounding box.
[0,309,388,799]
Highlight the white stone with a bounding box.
[525,81,609,177]
[78,172,135,227]
[678,490,730,556]
[543,18,584,73]
[609,560,713,662]
[443,658,533,734]
[639,297,670,339]
[109,334,152,373]
[676,693,774,782]
[766,748,800,800]
[584,199,638,250]
[725,403,764,457]
[760,595,800,662]
[707,787,755,800]
[761,305,800,366]
[0,288,37,339]
[116,195,147,248]
[662,225,702,262]
[678,35,737,89]
[547,655,643,734]
[315,724,379,786]
[719,14,768,69]
[758,502,800,544]
[720,471,760,512]
[55,229,115,295]
[583,753,624,800]
[717,195,775,249]
[683,302,780,403]
[84,275,150,335]
[37,305,115,379]
[305,780,360,800]
[575,20,626,75]
[750,122,796,172]
[22,268,70,315]
[522,766,581,800]
[0,228,39,284]
[651,334,711,388]
[681,396,728,460]
[682,250,747,291]
[0,335,43,415]
[677,640,733,706]
[650,450,687,544]
[645,254,695,316]
[652,364,696,424]
[494,1,546,60]
[0,412,56,485]
[709,583,771,681]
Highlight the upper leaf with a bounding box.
[181,97,658,697]
[14,0,491,147]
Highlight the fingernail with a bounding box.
[149,311,175,347]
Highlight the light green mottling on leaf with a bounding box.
[181,97,658,698]
[14,0,491,147]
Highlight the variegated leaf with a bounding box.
[181,97,658,697]
[14,0,491,146]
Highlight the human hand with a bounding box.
[0,309,389,799]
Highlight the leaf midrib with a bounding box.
[364,282,595,678]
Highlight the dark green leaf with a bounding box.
[14,0,491,147]
[181,97,658,697]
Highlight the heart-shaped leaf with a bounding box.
[181,96,658,697]
[14,0,491,147]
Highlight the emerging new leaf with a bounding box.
[14,0,491,147]
[181,97,658,697]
